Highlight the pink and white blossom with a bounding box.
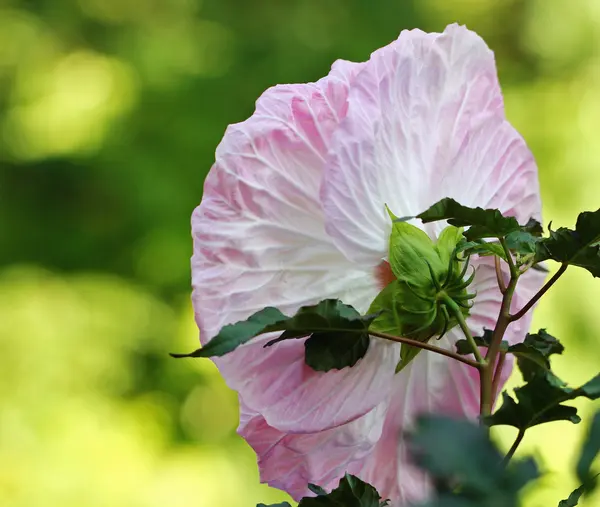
[191,24,544,506]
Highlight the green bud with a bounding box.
[370,217,475,372]
[387,208,445,287]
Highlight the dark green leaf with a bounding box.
[417,198,521,241]
[308,484,328,496]
[298,474,386,507]
[455,329,498,355]
[577,412,600,489]
[535,209,600,277]
[257,503,292,507]
[408,415,538,507]
[171,306,288,358]
[304,331,370,372]
[558,483,585,507]
[523,218,544,236]
[507,330,564,376]
[485,368,600,431]
[171,299,378,372]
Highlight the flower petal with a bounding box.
[238,399,388,501]
[346,331,481,505]
[322,23,541,265]
[192,62,399,434]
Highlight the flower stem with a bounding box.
[501,429,525,466]
[491,351,507,399]
[510,263,567,321]
[368,330,480,369]
[500,237,518,279]
[494,255,507,294]
[481,268,519,417]
[442,295,485,365]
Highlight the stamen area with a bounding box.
[375,260,396,289]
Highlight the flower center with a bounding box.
[375,260,396,289]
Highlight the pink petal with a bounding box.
[214,331,400,433]
[238,399,388,501]
[346,343,481,505]
[322,23,542,266]
[192,61,400,434]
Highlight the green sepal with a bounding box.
[368,280,454,372]
[435,225,464,268]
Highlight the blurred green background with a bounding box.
[1,0,599,506]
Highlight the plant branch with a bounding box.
[481,269,519,417]
[494,255,507,294]
[510,263,568,321]
[501,429,526,466]
[491,351,507,399]
[368,330,480,369]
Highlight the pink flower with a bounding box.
[191,24,544,506]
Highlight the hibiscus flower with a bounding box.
[191,24,544,506]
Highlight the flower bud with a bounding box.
[369,217,476,372]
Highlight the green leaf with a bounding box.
[558,476,600,507]
[171,306,288,358]
[486,367,600,431]
[417,198,521,241]
[307,484,328,496]
[558,484,585,507]
[507,330,564,376]
[303,330,370,372]
[408,415,539,507]
[455,239,507,260]
[171,299,378,372]
[523,217,544,236]
[298,474,387,507]
[455,329,496,355]
[257,504,292,507]
[505,230,539,255]
[577,411,600,490]
[485,330,582,431]
[535,209,600,277]
[456,330,563,373]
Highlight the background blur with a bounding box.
[1,0,599,506]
